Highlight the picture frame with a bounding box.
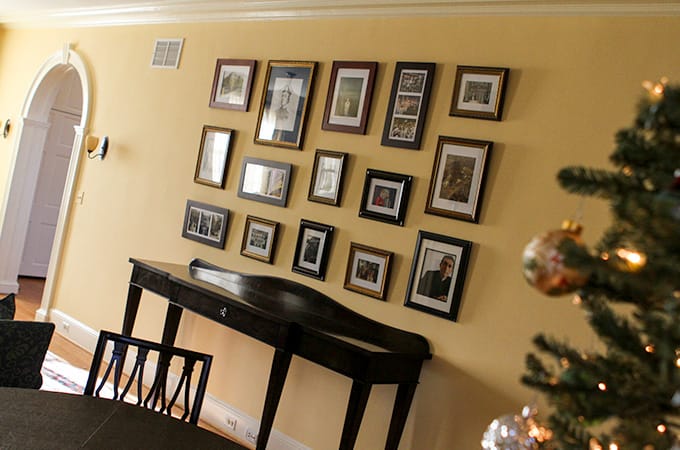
[404,230,472,322]
[359,169,413,226]
[343,242,393,300]
[449,65,509,121]
[425,136,493,223]
[308,149,348,206]
[181,199,229,249]
[255,60,317,149]
[209,58,256,111]
[237,157,292,207]
[240,215,279,264]
[292,219,335,281]
[381,61,435,150]
[193,125,234,188]
[322,61,378,134]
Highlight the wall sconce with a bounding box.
[2,119,10,139]
[86,135,108,160]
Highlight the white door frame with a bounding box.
[0,44,91,321]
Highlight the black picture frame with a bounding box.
[404,230,472,321]
[181,199,229,249]
[240,215,279,264]
[209,58,257,111]
[322,61,378,134]
[381,61,435,150]
[308,149,348,206]
[358,169,412,226]
[193,125,234,188]
[237,157,292,207]
[343,242,393,300]
[449,65,509,121]
[292,219,335,281]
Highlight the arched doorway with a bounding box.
[0,44,91,321]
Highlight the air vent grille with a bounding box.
[151,38,184,69]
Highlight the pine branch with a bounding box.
[557,167,642,199]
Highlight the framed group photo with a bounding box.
[425,136,493,223]
[237,157,292,207]
[308,149,348,206]
[343,242,393,300]
[405,231,472,322]
[449,65,509,121]
[181,199,229,249]
[194,125,234,188]
[209,58,256,111]
[292,219,334,280]
[359,169,413,226]
[322,61,378,135]
[255,60,317,149]
[240,215,279,264]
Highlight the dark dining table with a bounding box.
[0,387,247,449]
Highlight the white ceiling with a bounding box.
[0,0,679,28]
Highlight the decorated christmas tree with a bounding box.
[484,80,680,449]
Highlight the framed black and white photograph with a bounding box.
[255,60,317,149]
[359,169,412,226]
[449,65,509,121]
[343,242,393,300]
[292,219,334,280]
[308,149,348,206]
[381,61,435,150]
[322,61,377,134]
[181,199,229,249]
[425,136,493,223]
[404,231,472,321]
[209,59,256,111]
[237,157,292,207]
[240,215,279,263]
[194,125,234,188]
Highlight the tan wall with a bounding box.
[0,16,678,449]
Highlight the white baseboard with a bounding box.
[0,280,19,294]
[47,308,310,450]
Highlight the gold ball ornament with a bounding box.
[522,220,589,296]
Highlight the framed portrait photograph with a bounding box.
[425,136,493,223]
[181,199,229,249]
[322,61,378,134]
[237,157,292,207]
[449,65,509,121]
[359,169,413,226]
[255,60,317,149]
[308,149,348,206]
[240,215,279,263]
[404,230,472,322]
[209,59,256,111]
[194,125,234,188]
[343,242,393,300]
[292,219,335,281]
[381,61,435,150]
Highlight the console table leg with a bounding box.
[384,383,417,450]
[161,303,183,346]
[257,348,292,450]
[339,380,372,450]
[121,284,142,336]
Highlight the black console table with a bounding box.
[122,258,431,450]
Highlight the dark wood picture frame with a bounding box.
[240,215,279,264]
[209,58,256,111]
[181,199,229,249]
[359,169,412,226]
[343,242,393,300]
[425,136,493,223]
[308,149,348,206]
[255,60,317,149]
[449,65,509,121]
[404,230,472,322]
[237,157,292,207]
[193,125,234,188]
[381,61,435,150]
[322,61,378,134]
[292,219,335,281]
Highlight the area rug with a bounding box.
[40,351,88,394]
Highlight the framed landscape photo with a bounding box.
[359,169,412,226]
[322,61,378,134]
[343,242,393,300]
[292,219,334,280]
[209,59,256,111]
[404,230,472,322]
[425,136,493,223]
[194,125,234,188]
[449,65,509,121]
[381,61,435,150]
[181,200,229,249]
[308,149,348,206]
[237,157,292,207]
[240,215,279,263]
[255,60,317,149]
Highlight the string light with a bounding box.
[645,344,655,353]
[598,382,607,391]
[615,247,647,271]
[609,444,619,450]
[572,294,583,306]
[601,252,610,261]
[657,424,667,433]
[642,77,668,100]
